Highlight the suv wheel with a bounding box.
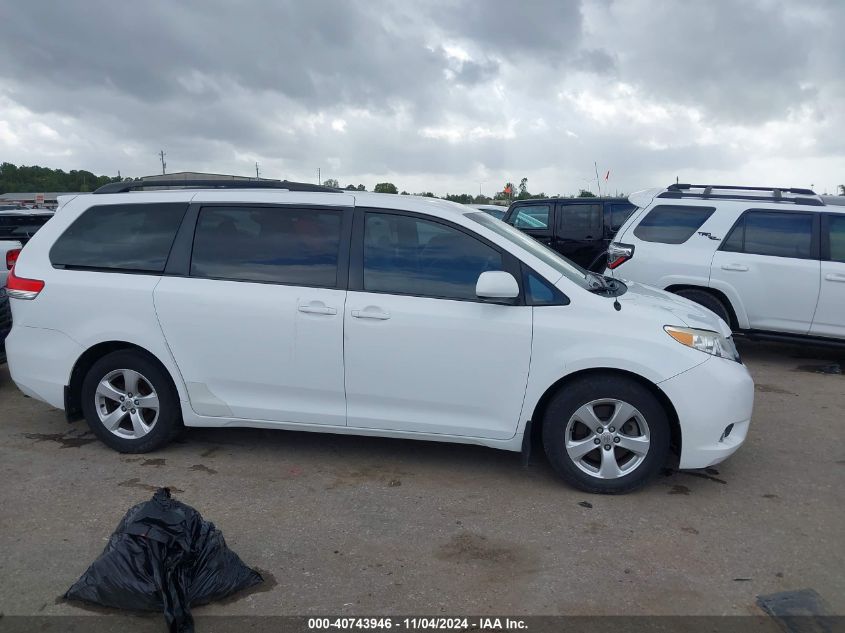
[542,375,670,494]
[81,350,182,453]
[673,289,731,326]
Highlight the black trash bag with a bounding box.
[65,487,263,633]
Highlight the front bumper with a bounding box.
[658,356,754,469]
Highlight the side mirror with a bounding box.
[476,271,519,300]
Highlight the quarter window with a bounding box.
[559,204,601,239]
[511,205,551,230]
[364,213,504,300]
[722,211,813,259]
[50,203,187,272]
[609,203,636,231]
[826,215,845,263]
[633,205,715,244]
[190,206,342,286]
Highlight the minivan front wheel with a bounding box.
[542,375,670,494]
[81,350,181,453]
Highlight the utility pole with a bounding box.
[594,161,602,197]
[317,167,321,185]
[255,162,260,180]
[159,150,167,175]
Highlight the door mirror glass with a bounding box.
[476,271,519,300]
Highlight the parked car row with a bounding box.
[500,185,844,347]
[5,178,752,494]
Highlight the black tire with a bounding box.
[542,374,670,494]
[81,350,182,453]
[673,288,731,326]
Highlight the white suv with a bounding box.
[6,179,754,493]
[607,184,845,343]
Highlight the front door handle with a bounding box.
[351,307,391,320]
[721,263,749,272]
[825,273,845,283]
[298,301,337,315]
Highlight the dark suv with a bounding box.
[503,197,635,270]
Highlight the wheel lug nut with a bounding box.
[131,409,136,414]
[593,438,601,445]
[596,427,603,433]
[134,400,139,405]
[119,396,125,401]
[614,437,620,443]
[609,426,615,432]
[127,393,132,397]
[604,444,611,451]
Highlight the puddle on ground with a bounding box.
[794,362,843,375]
[189,464,218,475]
[24,432,97,448]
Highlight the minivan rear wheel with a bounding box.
[542,374,670,494]
[81,350,181,453]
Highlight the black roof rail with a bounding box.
[93,179,342,195]
[668,183,817,195]
[658,191,824,206]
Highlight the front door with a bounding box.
[710,210,820,333]
[154,203,351,425]
[344,210,532,439]
[810,214,845,338]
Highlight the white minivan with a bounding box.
[6,179,754,493]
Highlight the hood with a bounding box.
[615,281,732,337]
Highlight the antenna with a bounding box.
[159,150,167,175]
[594,161,602,197]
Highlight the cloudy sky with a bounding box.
[1,0,843,196]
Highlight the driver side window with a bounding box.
[363,212,504,301]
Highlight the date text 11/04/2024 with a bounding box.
[307,617,528,630]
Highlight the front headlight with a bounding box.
[664,326,741,362]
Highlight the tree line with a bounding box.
[0,162,122,193]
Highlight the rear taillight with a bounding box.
[606,242,635,270]
[6,248,20,270]
[6,267,44,300]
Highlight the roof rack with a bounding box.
[660,183,823,206]
[93,179,342,195]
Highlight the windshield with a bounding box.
[466,211,592,289]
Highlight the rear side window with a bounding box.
[511,204,551,230]
[722,211,813,259]
[609,203,636,231]
[364,212,503,300]
[632,205,715,244]
[50,203,187,272]
[559,204,601,239]
[190,206,342,287]
[0,214,51,244]
[827,215,845,263]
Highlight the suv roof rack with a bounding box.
[661,183,823,206]
[93,179,342,195]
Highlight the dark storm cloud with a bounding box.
[0,0,841,193]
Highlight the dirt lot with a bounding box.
[0,340,843,620]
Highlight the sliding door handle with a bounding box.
[351,307,391,320]
[825,273,845,283]
[721,263,749,272]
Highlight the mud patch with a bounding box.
[190,464,218,475]
[755,384,795,395]
[681,526,700,535]
[436,532,519,564]
[118,478,184,494]
[141,458,166,467]
[763,493,779,499]
[24,432,97,449]
[201,446,222,458]
[325,465,410,490]
[668,485,691,495]
[578,501,593,508]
